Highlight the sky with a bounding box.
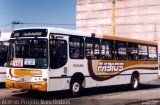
[0,0,76,31]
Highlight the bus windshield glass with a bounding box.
[8,39,48,69]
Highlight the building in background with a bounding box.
[76,0,160,49]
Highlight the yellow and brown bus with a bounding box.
[6,27,159,96]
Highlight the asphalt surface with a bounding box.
[0,79,160,105]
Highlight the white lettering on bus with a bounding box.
[30,71,41,74]
[97,62,124,73]
[24,32,42,36]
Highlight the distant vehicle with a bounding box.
[0,32,10,83]
[5,27,159,96]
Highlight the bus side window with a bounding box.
[148,46,157,60]
[138,44,148,60]
[69,36,84,59]
[85,38,100,59]
[128,43,138,60]
[115,41,127,60]
[101,40,114,60]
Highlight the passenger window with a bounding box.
[148,46,157,60]
[69,36,84,59]
[128,43,138,60]
[138,44,148,60]
[85,38,100,59]
[101,40,114,60]
[115,41,127,60]
[50,39,67,69]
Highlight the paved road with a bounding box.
[1,79,160,105]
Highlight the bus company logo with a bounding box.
[30,70,41,74]
[97,62,124,73]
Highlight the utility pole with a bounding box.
[111,0,117,36]
[154,23,157,41]
[11,21,23,31]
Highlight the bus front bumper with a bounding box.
[5,79,47,92]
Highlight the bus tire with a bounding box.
[70,79,83,96]
[130,74,139,89]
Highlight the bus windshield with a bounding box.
[8,39,48,69]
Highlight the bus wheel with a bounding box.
[70,80,83,96]
[130,74,139,89]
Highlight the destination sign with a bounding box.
[11,29,48,38]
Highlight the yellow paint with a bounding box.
[111,1,115,36]
[5,79,13,88]
[92,60,158,76]
[13,69,42,77]
[102,35,157,45]
[5,79,47,91]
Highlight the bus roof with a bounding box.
[13,27,157,46]
[103,34,157,46]
[13,27,91,37]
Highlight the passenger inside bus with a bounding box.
[128,48,138,60]
[70,49,80,58]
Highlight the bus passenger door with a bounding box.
[49,34,69,91]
